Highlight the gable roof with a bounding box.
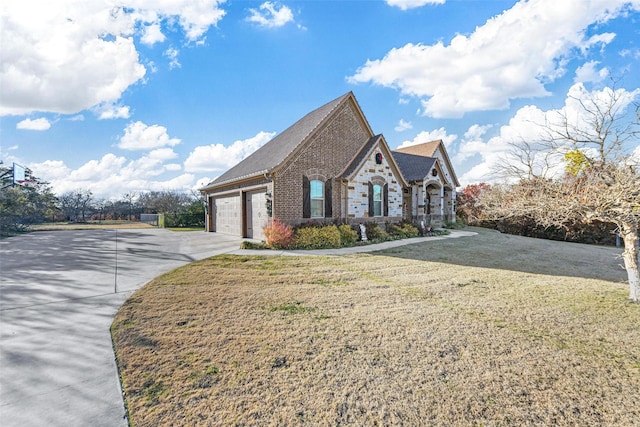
[394,140,441,157]
[339,134,383,178]
[391,151,436,182]
[394,139,460,187]
[201,92,355,190]
[339,134,407,187]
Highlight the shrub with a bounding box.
[294,225,341,249]
[443,219,466,229]
[338,224,358,246]
[240,240,267,250]
[364,222,388,241]
[263,220,295,249]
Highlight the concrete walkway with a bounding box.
[231,229,477,256]
[0,228,475,426]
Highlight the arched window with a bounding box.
[310,180,324,218]
[303,176,332,219]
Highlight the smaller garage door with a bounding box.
[213,194,241,236]
[246,190,268,241]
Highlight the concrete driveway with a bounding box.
[0,229,243,427]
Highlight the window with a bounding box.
[310,180,324,218]
[373,184,382,217]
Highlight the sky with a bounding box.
[1,0,639,200]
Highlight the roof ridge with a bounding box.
[200,92,353,190]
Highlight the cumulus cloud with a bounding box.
[164,47,181,69]
[386,0,446,10]
[95,103,131,120]
[141,21,166,46]
[16,117,51,130]
[574,61,609,84]
[184,131,275,173]
[397,127,457,150]
[30,152,194,199]
[0,1,226,116]
[247,2,295,28]
[349,0,637,118]
[118,121,181,151]
[394,119,413,132]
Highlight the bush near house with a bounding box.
[294,224,342,249]
[263,220,295,249]
[258,220,448,251]
[338,224,359,245]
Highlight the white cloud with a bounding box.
[349,0,637,118]
[631,144,640,164]
[574,61,609,84]
[0,1,226,116]
[118,121,181,151]
[16,117,51,130]
[148,148,178,161]
[247,2,295,28]
[394,119,413,132]
[386,0,446,10]
[30,152,194,199]
[164,47,181,69]
[95,103,131,120]
[453,124,493,164]
[141,22,165,46]
[184,131,275,173]
[397,127,457,149]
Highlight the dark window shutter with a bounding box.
[383,183,389,216]
[303,176,311,218]
[324,179,332,218]
[368,182,374,217]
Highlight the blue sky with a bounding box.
[1,0,639,199]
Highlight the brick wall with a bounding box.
[274,100,372,223]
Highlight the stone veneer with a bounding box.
[347,141,403,221]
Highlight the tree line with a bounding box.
[0,168,205,235]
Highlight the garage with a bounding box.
[245,190,268,241]
[212,194,241,236]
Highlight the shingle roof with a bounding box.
[391,151,436,182]
[394,140,441,157]
[201,92,352,189]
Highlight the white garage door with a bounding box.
[213,194,241,236]
[246,190,268,241]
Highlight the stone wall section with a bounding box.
[347,143,403,222]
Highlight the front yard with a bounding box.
[111,228,639,425]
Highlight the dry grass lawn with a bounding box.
[111,227,640,426]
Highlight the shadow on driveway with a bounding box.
[0,229,242,427]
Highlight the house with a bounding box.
[199,92,458,240]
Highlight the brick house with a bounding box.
[200,92,458,240]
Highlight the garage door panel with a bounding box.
[213,195,241,236]
[247,191,267,241]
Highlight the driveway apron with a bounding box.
[0,229,242,427]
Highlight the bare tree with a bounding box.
[60,189,93,222]
[483,84,640,302]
